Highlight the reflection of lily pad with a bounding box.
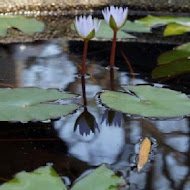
[100,85,190,118]
[0,166,67,190]
[71,165,125,190]
[158,43,190,65]
[152,58,190,78]
[0,88,78,122]
[0,15,44,36]
[137,15,190,36]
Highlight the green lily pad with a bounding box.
[122,21,151,33]
[0,15,44,36]
[137,15,190,27]
[0,88,78,122]
[164,23,190,36]
[71,165,125,190]
[137,15,190,36]
[100,85,190,118]
[0,166,67,190]
[95,20,136,39]
[152,58,190,78]
[157,43,190,65]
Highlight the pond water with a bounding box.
[0,38,190,190]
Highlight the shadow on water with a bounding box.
[0,39,190,189]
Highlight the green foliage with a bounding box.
[137,15,190,36]
[0,165,125,190]
[71,165,125,190]
[100,85,190,118]
[0,15,44,36]
[152,43,190,79]
[0,88,78,122]
[0,166,67,190]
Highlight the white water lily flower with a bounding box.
[102,6,128,30]
[75,15,101,40]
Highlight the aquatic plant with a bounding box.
[102,6,128,68]
[74,15,101,75]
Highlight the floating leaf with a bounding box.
[164,23,190,36]
[71,165,125,190]
[0,166,67,190]
[137,15,190,36]
[0,15,44,36]
[152,58,190,79]
[95,20,135,39]
[138,137,151,172]
[137,15,190,27]
[122,21,151,33]
[157,43,190,65]
[100,85,190,118]
[0,88,78,122]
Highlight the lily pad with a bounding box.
[122,21,151,33]
[95,20,136,39]
[0,88,78,122]
[0,15,44,36]
[164,23,190,36]
[137,15,190,36]
[152,58,190,79]
[157,43,190,65]
[100,85,190,118]
[71,165,125,190]
[137,15,190,27]
[0,166,67,190]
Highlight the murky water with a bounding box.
[0,39,190,190]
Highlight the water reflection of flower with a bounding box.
[101,110,126,127]
[74,108,99,136]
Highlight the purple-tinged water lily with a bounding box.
[101,110,126,127]
[102,6,128,30]
[75,15,101,40]
[74,108,99,136]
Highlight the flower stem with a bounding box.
[110,67,115,90]
[81,39,89,75]
[81,75,87,107]
[110,29,117,68]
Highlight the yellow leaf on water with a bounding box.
[137,137,151,172]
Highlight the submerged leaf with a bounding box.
[0,166,67,190]
[0,88,78,122]
[0,15,44,36]
[138,137,151,172]
[100,85,190,118]
[71,165,125,190]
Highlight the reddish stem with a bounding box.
[81,39,89,75]
[110,29,117,68]
[81,75,87,107]
[110,67,115,90]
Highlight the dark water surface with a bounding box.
[0,39,190,190]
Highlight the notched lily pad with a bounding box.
[0,166,67,190]
[71,165,125,190]
[0,88,78,122]
[100,85,190,118]
[0,15,44,36]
